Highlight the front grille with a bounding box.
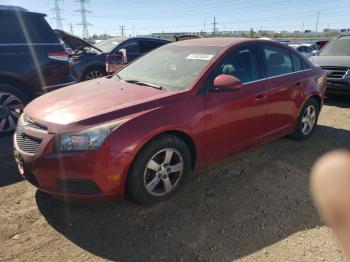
[23,116,48,131]
[321,66,349,79]
[15,128,42,154]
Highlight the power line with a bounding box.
[75,0,92,39]
[52,0,64,30]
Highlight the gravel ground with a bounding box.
[0,96,349,262]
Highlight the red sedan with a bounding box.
[14,38,326,205]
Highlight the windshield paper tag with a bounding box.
[186,54,214,60]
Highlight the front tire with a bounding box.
[0,84,27,135]
[127,134,192,205]
[290,98,320,141]
[82,67,106,81]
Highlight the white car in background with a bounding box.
[303,43,320,51]
[289,44,317,58]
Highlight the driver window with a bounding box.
[214,45,262,84]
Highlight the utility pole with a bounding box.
[203,19,206,33]
[69,22,74,34]
[315,11,320,33]
[302,21,304,32]
[132,25,135,36]
[52,0,64,30]
[212,16,218,36]
[75,0,92,39]
[120,25,125,37]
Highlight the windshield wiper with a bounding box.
[124,79,164,90]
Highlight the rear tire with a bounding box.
[126,134,192,205]
[0,84,28,135]
[290,98,320,141]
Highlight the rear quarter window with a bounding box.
[291,52,310,71]
[0,13,59,44]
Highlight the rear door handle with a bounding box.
[255,94,264,101]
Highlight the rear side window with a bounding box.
[0,13,59,44]
[291,52,310,71]
[291,53,302,71]
[139,41,165,53]
[297,46,304,52]
[263,44,293,77]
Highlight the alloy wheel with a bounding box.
[144,148,184,196]
[86,70,104,80]
[0,92,23,133]
[301,105,316,136]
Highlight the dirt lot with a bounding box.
[1,96,350,262]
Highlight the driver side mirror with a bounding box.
[106,49,128,74]
[212,74,242,92]
[118,48,128,64]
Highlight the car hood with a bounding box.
[24,77,179,133]
[310,55,350,67]
[54,29,103,53]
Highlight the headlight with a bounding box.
[57,120,126,152]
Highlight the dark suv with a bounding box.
[0,6,75,134]
[55,30,171,81]
[310,35,350,95]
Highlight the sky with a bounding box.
[1,0,350,37]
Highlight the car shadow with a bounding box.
[35,124,350,262]
[0,136,23,187]
[325,94,350,108]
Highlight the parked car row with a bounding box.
[0,6,171,135]
[289,44,318,58]
[14,37,326,204]
[2,5,349,205]
[56,29,171,81]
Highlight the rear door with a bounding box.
[204,44,268,162]
[261,44,310,138]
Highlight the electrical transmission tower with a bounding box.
[212,16,218,35]
[75,0,92,39]
[120,25,125,37]
[52,0,64,30]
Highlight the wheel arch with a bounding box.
[130,129,197,171]
[0,74,38,99]
[297,94,322,118]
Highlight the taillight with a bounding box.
[48,51,69,61]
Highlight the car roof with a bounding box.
[171,37,256,47]
[0,5,45,16]
[126,37,171,42]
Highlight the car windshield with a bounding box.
[117,45,222,91]
[318,38,350,56]
[95,37,126,53]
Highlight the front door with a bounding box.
[204,44,268,163]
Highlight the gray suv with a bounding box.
[310,35,350,95]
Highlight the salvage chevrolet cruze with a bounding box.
[14,38,326,205]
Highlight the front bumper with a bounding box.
[326,78,350,95]
[13,130,133,200]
